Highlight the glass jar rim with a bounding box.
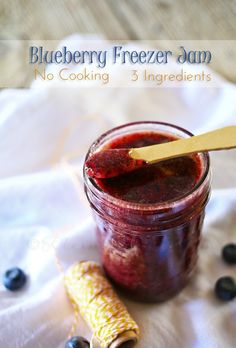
[83,121,210,212]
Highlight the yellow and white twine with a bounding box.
[65,261,140,348]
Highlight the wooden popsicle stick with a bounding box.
[129,126,236,163]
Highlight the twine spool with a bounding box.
[65,261,139,348]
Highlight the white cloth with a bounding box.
[0,36,236,348]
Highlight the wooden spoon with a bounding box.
[130,125,236,162]
[85,126,236,179]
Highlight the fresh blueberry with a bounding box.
[222,243,236,265]
[65,336,89,348]
[3,267,27,291]
[215,276,236,301]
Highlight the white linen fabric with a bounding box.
[0,36,236,348]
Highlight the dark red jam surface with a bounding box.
[85,130,210,302]
[93,131,202,204]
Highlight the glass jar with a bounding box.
[84,122,211,302]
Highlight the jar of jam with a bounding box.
[84,121,211,302]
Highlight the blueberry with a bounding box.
[3,267,27,291]
[222,243,236,265]
[65,336,89,348]
[215,276,236,301]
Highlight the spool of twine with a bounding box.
[65,261,139,348]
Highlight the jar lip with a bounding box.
[84,121,210,211]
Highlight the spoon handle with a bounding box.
[130,126,236,163]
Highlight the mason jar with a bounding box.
[84,121,211,302]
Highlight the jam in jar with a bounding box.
[84,122,211,302]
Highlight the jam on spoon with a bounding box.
[84,131,176,179]
[85,148,146,179]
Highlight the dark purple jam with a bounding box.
[85,148,146,179]
[84,128,210,302]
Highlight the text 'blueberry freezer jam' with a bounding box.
[92,131,202,204]
[84,126,210,302]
